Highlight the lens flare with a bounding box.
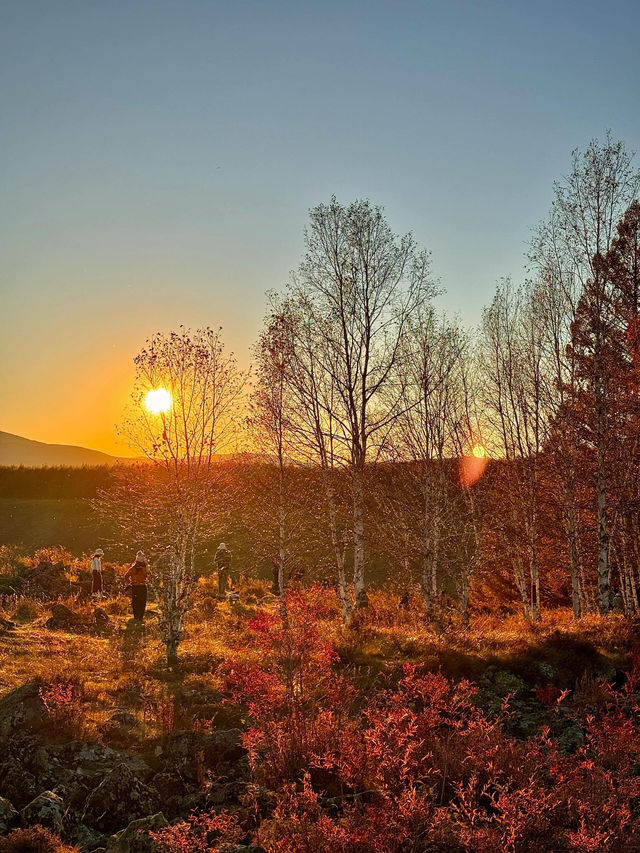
[144,388,172,415]
[459,443,490,487]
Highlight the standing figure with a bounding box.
[124,550,148,621]
[91,548,104,598]
[215,542,232,597]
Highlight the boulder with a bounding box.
[45,603,85,633]
[26,561,69,598]
[20,791,64,834]
[147,773,188,819]
[0,682,50,744]
[108,711,136,729]
[92,608,111,636]
[155,730,246,783]
[71,822,109,852]
[0,796,18,835]
[0,755,38,808]
[38,741,152,810]
[104,813,167,853]
[82,764,160,833]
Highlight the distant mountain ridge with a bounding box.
[0,431,128,468]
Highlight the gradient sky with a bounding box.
[2,0,639,454]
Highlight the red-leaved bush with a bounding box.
[216,597,640,853]
[162,597,640,852]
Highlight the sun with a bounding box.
[144,388,172,415]
[472,443,487,459]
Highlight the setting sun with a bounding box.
[472,443,487,459]
[144,388,172,415]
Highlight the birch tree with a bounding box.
[392,308,466,625]
[481,280,550,620]
[285,198,434,615]
[99,327,246,666]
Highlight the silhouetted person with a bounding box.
[215,542,232,597]
[124,550,148,621]
[91,548,104,598]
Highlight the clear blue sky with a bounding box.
[1,0,639,452]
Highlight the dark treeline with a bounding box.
[0,465,113,499]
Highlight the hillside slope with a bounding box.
[0,431,118,467]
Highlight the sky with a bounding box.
[1,0,639,455]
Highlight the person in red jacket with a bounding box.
[123,550,148,621]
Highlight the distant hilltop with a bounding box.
[0,431,133,468]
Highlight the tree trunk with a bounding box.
[278,465,287,619]
[458,572,470,628]
[352,466,368,609]
[324,473,351,623]
[421,509,434,622]
[566,477,582,619]
[596,386,610,614]
[514,556,530,620]
[166,633,179,668]
[529,547,541,622]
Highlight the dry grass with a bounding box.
[0,584,635,748]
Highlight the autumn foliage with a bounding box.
[147,594,640,852]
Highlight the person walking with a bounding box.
[91,548,104,598]
[123,550,148,621]
[215,542,232,597]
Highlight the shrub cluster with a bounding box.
[156,595,640,852]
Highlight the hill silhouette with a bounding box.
[0,431,125,467]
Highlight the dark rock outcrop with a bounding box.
[0,796,18,835]
[82,764,160,833]
[20,791,64,834]
[92,607,111,636]
[104,813,167,853]
[154,729,246,783]
[45,603,85,633]
[0,682,50,744]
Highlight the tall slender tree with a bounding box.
[97,327,246,665]
[284,198,434,614]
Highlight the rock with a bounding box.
[0,756,38,808]
[0,682,50,745]
[82,764,160,833]
[71,822,109,852]
[38,741,152,811]
[147,773,187,819]
[26,561,69,598]
[92,608,111,636]
[155,730,246,783]
[45,603,86,633]
[20,791,64,834]
[0,796,18,835]
[225,592,240,603]
[104,813,167,853]
[108,711,136,729]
